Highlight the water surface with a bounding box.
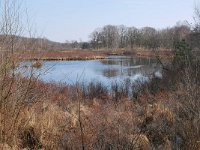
[21,56,161,86]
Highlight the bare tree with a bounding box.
[0,0,44,148]
[127,27,140,49]
[118,25,128,48]
[90,29,102,49]
[194,3,200,32]
[102,25,120,49]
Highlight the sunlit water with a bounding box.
[20,56,162,86]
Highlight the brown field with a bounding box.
[135,48,173,58]
[14,48,173,61]
[16,50,106,61]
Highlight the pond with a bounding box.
[20,56,162,86]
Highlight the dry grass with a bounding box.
[0,75,177,150]
[1,70,200,149]
[16,50,106,61]
[135,48,173,59]
[14,47,174,61]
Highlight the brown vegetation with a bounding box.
[16,50,106,61]
[0,75,173,149]
[14,48,174,61]
[1,0,200,149]
[135,48,173,58]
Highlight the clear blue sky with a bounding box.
[25,0,197,42]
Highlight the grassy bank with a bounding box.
[16,50,106,61]
[135,48,173,59]
[14,48,173,61]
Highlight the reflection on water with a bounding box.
[20,56,161,86]
[101,68,119,78]
[98,56,160,79]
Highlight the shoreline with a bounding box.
[15,48,173,61]
[22,56,106,61]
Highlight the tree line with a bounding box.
[89,23,193,50]
[49,22,200,51]
[88,9,200,51]
[44,19,200,51]
[1,23,198,51]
